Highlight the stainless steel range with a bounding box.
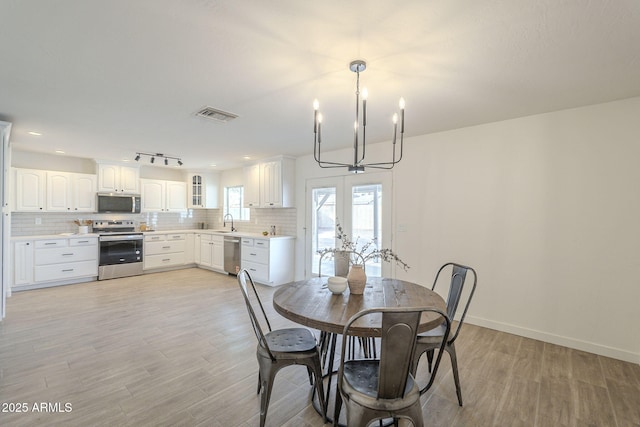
[93,220,143,280]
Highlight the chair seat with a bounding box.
[265,328,318,353]
[417,323,449,343]
[343,360,415,399]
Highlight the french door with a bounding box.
[306,172,392,278]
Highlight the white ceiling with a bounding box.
[1,0,640,170]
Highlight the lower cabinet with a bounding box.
[143,233,187,270]
[12,236,98,290]
[198,234,224,272]
[241,237,294,286]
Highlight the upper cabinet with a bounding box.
[97,162,140,193]
[243,157,295,208]
[13,168,96,212]
[14,168,46,211]
[243,164,261,207]
[187,172,219,209]
[46,171,96,212]
[141,179,187,212]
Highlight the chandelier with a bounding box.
[313,60,405,173]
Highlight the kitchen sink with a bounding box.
[211,230,233,233]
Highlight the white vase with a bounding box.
[334,250,350,277]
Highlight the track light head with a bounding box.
[134,154,141,161]
[178,160,183,166]
[150,157,155,164]
[164,158,168,166]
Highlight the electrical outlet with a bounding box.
[35,217,42,225]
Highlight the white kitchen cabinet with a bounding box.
[143,233,186,270]
[198,234,224,272]
[73,173,97,211]
[46,171,96,212]
[14,168,46,211]
[140,179,187,212]
[243,157,295,208]
[185,233,195,264]
[243,164,261,207]
[194,233,202,264]
[240,237,294,286]
[32,237,98,286]
[97,162,140,193]
[187,172,219,209]
[12,240,34,287]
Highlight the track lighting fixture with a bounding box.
[134,152,183,166]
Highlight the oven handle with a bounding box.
[99,235,144,242]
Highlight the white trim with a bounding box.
[466,315,640,365]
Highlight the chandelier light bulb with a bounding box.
[317,113,323,123]
[362,88,368,100]
[313,99,319,110]
[399,97,406,109]
[393,113,398,124]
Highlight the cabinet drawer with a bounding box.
[35,239,67,249]
[145,240,186,255]
[241,238,254,247]
[254,239,269,249]
[144,253,186,269]
[34,260,97,282]
[144,234,165,242]
[242,246,268,264]
[35,245,97,265]
[69,237,98,246]
[241,260,268,283]
[166,233,185,240]
[200,234,212,242]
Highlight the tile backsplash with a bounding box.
[11,208,297,237]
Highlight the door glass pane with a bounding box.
[312,187,336,276]
[352,184,382,277]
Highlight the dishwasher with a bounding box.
[223,236,241,275]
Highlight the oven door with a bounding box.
[99,235,143,265]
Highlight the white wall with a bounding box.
[295,96,640,364]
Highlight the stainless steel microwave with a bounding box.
[97,193,141,213]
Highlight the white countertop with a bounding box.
[11,233,101,241]
[12,230,294,241]
[143,229,295,239]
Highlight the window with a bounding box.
[224,185,250,221]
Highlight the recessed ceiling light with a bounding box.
[122,159,131,162]
[28,131,42,136]
[54,150,65,154]
[210,164,217,167]
[243,156,251,160]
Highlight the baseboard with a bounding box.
[466,315,640,365]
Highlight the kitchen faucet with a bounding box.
[223,213,236,232]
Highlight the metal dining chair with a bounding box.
[237,269,327,426]
[412,262,477,405]
[334,306,451,427]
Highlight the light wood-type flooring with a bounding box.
[1,268,639,426]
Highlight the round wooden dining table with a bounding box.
[272,276,447,336]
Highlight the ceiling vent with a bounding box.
[195,106,238,123]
